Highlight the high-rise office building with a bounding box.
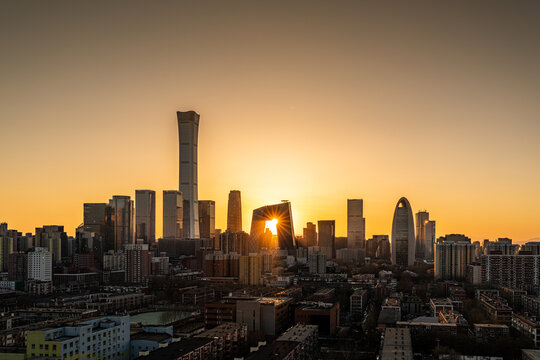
[27,247,52,282]
[318,220,336,259]
[109,195,134,250]
[250,202,296,253]
[347,199,365,248]
[391,197,415,266]
[177,110,200,239]
[415,211,429,260]
[415,211,435,261]
[434,236,475,280]
[425,220,436,261]
[83,203,114,252]
[163,190,183,239]
[227,190,242,233]
[199,200,216,239]
[135,190,156,244]
[303,222,317,248]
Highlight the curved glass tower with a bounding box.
[391,197,415,266]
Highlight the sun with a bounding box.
[265,218,278,235]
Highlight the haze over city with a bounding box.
[2,1,540,243]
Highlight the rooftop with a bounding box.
[144,337,215,360]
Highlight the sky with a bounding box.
[1,1,539,243]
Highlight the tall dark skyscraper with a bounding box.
[391,197,415,266]
[109,195,134,250]
[318,220,336,259]
[415,211,436,261]
[250,201,296,253]
[303,222,317,247]
[135,190,156,244]
[347,199,365,248]
[199,200,216,239]
[163,190,183,239]
[227,190,242,233]
[83,203,114,252]
[177,110,200,239]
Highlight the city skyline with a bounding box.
[2,1,540,243]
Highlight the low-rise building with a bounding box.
[144,337,217,360]
[130,326,174,359]
[429,298,453,317]
[471,323,509,343]
[350,289,368,317]
[523,295,540,317]
[236,297,292,336]
[479,293,512,325]
[26,315,130,359]
[512,313,539,348]
[295,302,339,336]
[195,323,247,360]
[276,324,318,360]
[380,328,412,360]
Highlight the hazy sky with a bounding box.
[1,1,539,243]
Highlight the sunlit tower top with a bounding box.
[177,110,200,239]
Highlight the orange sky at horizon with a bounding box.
[1,1,539,244]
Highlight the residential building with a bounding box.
[25,316,130,360]
[434,235,476,280]
[380,328,413,360]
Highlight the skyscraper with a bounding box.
[415,211,429,260]
[177,110,200,239]
[303,222,317,248]
[391,197,415,266]
[347,199,365,248]
[250,202,296,253]
[318,220,336,259]
[109,195,134,250]
[425,220,436,261]
[83,203,114,252]
[199,200,216,239]
[27,247,52,282]
[163,190,183,238]
[135,190,156,244]
[227,190,242,233]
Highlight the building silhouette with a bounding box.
[83,203,114,252]
[162,190,183,239]
[303,222,317,248]
[227,190,242,233]
[109,195,134,250]
[249,202,296,253]
[177,110,200,239]
[391,197,415,266]
[135,190,156,245]
[347,199,365,248]
[415,211,435,261]
[318,220,336,259]
[199,200,216,239]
